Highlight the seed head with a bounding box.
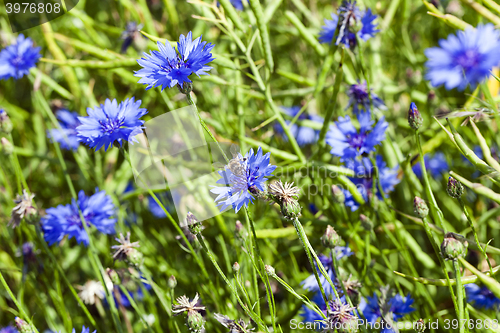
[172,293,205,316]
[111,232,140,262]
[9,189,37,228]
[268,180,301,219]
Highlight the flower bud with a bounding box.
[413,197,429,218]
[232,262,240,272]
[331,185,345,203]
[1,137,13,155]
[441,232,468,260]
[0,109,13,134]
[15,317,33,333]
[264,265,275,276]
[359,214,373,232]
[321,225,341,249]
[280,199,302,220]
[178,82,194,95]
[168,275,177,289]
[235,220,248,239]
[107,268,121,285]
[447,176,464,199]
[408,102,423,130]
[186,311,205,333]
[127,248,144,266]
[187,212,203,235]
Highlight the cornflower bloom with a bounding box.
[326,111,388,162]
[346,81,386,116]
[0,34,41,80]
[425,24,500,90]
[412,152,448,178]
[211,147,276,212]
[47,110,81,151]
[77,98,147,151]
[42,189,117,246]
[360,293,415,333]
[274,106,323,146]
[465,283,500,310]
[135,32,214,90]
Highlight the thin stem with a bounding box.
[453,260,465,333]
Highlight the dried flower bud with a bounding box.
[107,268,120,285]
[1,137,13,155]
[359,214,373,232]
[232,262,240,272]
[187,212,203,235]
[413,197,429,218]
[441,232,468,260]
[447,176,464,199]
[15,317,33,333]
[264,265,275,276]
[168,275,177,289]
[321,225,341,249]
[408,102,423,130]
[186,311,205,333]
[0,109,13,134]
[331,185,345,203]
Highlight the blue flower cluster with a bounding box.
[42,189,117,246]
[319,1,379,48]
[0,34,41,81]
[211,147,276,212]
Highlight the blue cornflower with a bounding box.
[42,189,117,246]
[0,325,18,333]
[412,152,448,178]
[361,293,415,333]
[326,111,388,161]
[211,147,276,212]
[148,192,174,218]
[47,110,81,151]
[0,34,41,80]
[347,81,386,116]
[135,32,215,90]
[343,156,400,211]
[319,2,379,47]
[274,106,324,146]
[465,283,500,310]
[425,24,500,91]
[77,98,148,151]
[301,251,353,296]
[300,291,327,329]
[72,326,96,333]
[230,0,244,10]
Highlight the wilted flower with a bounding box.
[425,24,500,90]
[0,34,41,80]
[346,81,386,116]
[9,189,37,228]
[268,180,301,219]
[77,98,148,151]
[77,280,106,305]
[214,313,254,333]
[135,32,214,91]
[173,294,206,333]
[274,106,323,146]
[326,111,388,162]
[111,232,140,261]
[211,147,276,212]
[42,189,117,246]
[47,110,81,151]
[465,283,500,310]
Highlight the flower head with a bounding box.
[77,280,107,305]
[346,81,386,116]
[0,34,41,80]
[47,110,81,151]
[342,156,400,211]
[268,180,301,219]
[319,2,379,47]
[9,189,37,228]
[135,32,214,90]
[465,283,500,310]
[301,252,353,296]
[211,147,276,212]
[361,292,415,332]
[324,299,357,331]
[77,98,147,151]
[112,232,140,261]
[274,106,323,146]
[412,152,448,178]
[425,24,500,90]
[326,111,388,162]
[42,189,117,246]
[173,293,205,315]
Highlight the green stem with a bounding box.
[454,260,465,333]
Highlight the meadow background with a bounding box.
[1,0,500,332]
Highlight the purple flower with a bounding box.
[211,147,276,212]
[343,156,400,211]
[425,24,500,90]
[412,152,448,178]
[465,283,500,310]
[326,111,388,161]
[42,189,117,246]
[47,110,81,151]
[275,106,324,146]
[77,98,148,151]
[0,34,41,80]
[135,32,215,90]
[347,81,386,116]
[0,325,18,333]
